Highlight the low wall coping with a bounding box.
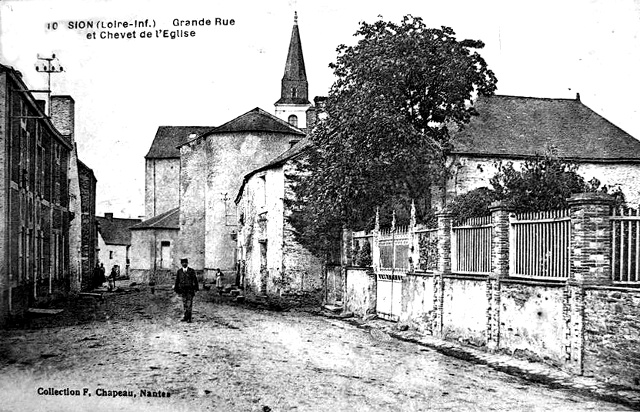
[583,284,640,292]
[500,277,566,288]
[444,272,490,281]
[410,270,436,278]
[345,266,372,272]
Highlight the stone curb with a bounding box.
[319,313,640,410]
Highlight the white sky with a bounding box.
[1,0,639,218]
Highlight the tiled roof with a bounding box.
[130,208,180,231]
[96,215,142,246]
[199,108,305,139]
[145,126,214,159]
[451,95,640,161]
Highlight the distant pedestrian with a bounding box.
[215,268,224,295]
[174,258,199,323]
[93,264,102,289]
[99,263,106,286]
[108,267,117,291]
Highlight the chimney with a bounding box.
[50,95,75,141]
[35,100,46,114]
[576,92,581,102]
[306,106,317,130]
[105,213,113,221]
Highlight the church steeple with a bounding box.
[274,12,312,129]
[276,11,310,107]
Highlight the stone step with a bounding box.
[323,304,343,313]
[27,308,64,315]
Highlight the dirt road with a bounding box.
[0,286,632,411]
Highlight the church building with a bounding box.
[133,12,322,283]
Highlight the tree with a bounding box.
[289,15,497,257]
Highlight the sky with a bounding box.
[0,0,639,218]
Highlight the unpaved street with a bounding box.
[0,286,632,411]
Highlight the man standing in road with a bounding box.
[174,258,199,322]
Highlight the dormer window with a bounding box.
[288,115,298,127]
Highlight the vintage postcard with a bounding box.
[0,0,639,411]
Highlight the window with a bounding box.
[109,250,113,259]
[259,175,267,207]
[160,241,171,269]
[288,115,298,127]
[292,87,297,98]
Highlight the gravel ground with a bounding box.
[0,286,633,411]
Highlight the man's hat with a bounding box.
[180,257,188,263]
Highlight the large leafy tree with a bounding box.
[289,15,497,258]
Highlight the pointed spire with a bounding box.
[275,11,309,105]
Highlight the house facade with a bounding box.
[235,139,323,300]
[96,213,140,278]
[129,207,179,284]
[0,64,85,325]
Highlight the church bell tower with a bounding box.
[274,11,311,129]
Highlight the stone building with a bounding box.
[0,64,93,325]
[235,138,323,300]
[78,160,98,291]
[434,94,640,208]
[129,207,179,284]
[131,12,322,284]
[96,213,141,278]
[145,126,213,219]
[177,108,305,280]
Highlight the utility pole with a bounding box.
[34,53,64,116]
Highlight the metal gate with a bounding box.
[376,226,410,321]
[376,273,403,321]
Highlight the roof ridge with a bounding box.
[485,94,579,102]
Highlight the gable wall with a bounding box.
[145,158,180,219]
[434,155,640,209]
[179,131,294,280]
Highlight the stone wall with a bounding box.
[499,281,566,364]
[400,273,435,334]
[434,155,640,209]
[345,267,375,316]
[583,287,640,387]
[441,275,488,345]
[282,162,323,296]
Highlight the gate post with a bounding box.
[433,209,452,337]
[487,201,512,351]
[341,226,353,310]
[564,192,613,374]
